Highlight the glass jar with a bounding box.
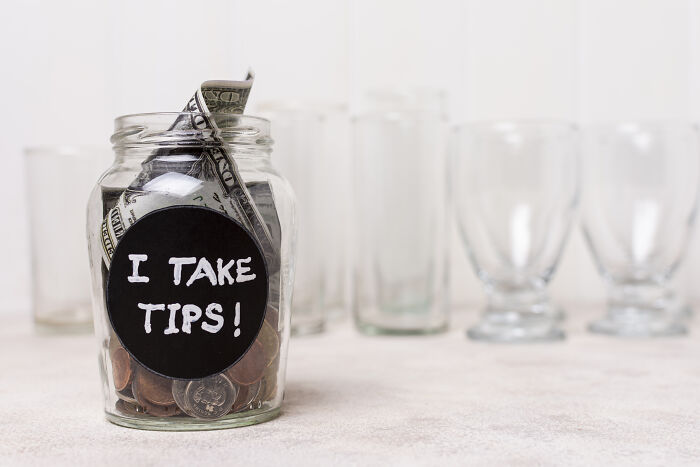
[86,113,296,430]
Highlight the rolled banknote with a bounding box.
[101,73,279,276]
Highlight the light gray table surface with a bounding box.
[1,307,699,466]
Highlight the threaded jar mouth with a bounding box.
[111,112,273,152]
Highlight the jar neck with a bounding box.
[112,146,272,165]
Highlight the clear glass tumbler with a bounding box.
[352,111,449,335]
[582,122,700,337]
[25,146,110,333]
[453,122,579,342]
[263,109,327,335]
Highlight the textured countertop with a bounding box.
[2,307,700,466]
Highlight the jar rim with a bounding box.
[114,112,270,125]
[111,112,272,151]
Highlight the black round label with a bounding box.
[106,206,268,380]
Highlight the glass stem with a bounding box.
[607,281,675,317]
[486,285,550,317]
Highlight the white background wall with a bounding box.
[2,0,700,314]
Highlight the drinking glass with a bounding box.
[25,146,110,333]
[264,110,327,335]
[352,111,449,334]
[453,122,579,342]
[582,122,700,336]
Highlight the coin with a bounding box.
[138,398,181,418]
[225,340,266,385]
[232,380,262,413]
[171,379,191,414]
[115,398,145,417]
[257,321,280,365]
[132,367,176,406]
[265,305,280,330]
[117,384,138,404]
[110,346,133,392]
[185,374,236,420]
[259,356,280,403]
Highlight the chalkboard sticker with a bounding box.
[106,206,269,380]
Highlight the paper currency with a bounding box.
[100,73,278,276]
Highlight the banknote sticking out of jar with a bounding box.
[86,75,296,430]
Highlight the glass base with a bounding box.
[588,307,688,337]
[291,321,325,336]
[467,307,565,343]
[34,304,93,335]
[355,321,448,336]
[590,283,690,337]
[105,406,281,431]
[34,320,93,335]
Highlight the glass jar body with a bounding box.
[87,118,295,430]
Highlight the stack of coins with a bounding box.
[110,307,282,420]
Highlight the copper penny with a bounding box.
[139,399,181,418]
[117,385,137,404]
[256,321,280,365]
[260,356,279,401]
[225,340,266,385]
[264,305,280,330]
[232,380,262,413]
[251,357,279,406]
[110,346,133,392]
[115,399,144,417]
[132,367,176,406]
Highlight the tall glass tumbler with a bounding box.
[453,122,579,342]
[25,146,110,333]
[353,112,449,335]
[266,110,326,335]
[582,122,700,337]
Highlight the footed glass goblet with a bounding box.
[581,122,700,337]
[453,121,579,342]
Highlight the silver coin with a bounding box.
[184,374,237,420]
[171,379,191,414]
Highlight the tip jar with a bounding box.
[86,112,296,430]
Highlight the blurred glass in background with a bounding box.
[582,122,700,337]
[258,103,352,335]
[352,102,449,335]
[453,122,579,342]
[24,146,110,333]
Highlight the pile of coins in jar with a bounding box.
[109,307,280,419]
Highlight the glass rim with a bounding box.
[455,119,577,131]
[112,112,273,150]
[581,120,699,131]
[24,145,111,157]
[114,112,270,125]
[353,109,447,122]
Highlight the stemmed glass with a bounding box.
[452,122,579,342]
[581,122,700,336]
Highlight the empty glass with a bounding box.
[582,122,700,337]
[453,122,579,342]
[25,146,110,333]
[264,110,327,335]
[353,111,449,334]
